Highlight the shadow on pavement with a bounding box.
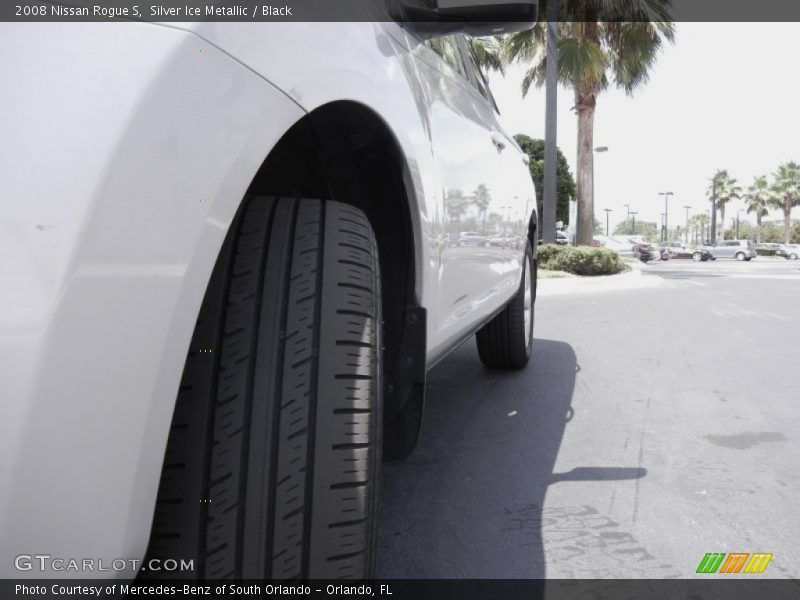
[549,466,647,483]
[377,338,645,579]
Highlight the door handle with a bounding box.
[491,132,507,152]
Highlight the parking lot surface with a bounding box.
[377,258,800,578]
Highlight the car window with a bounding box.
[457,36,501,113]
[424,36,467,78]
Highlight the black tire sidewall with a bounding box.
[522,242,535,359]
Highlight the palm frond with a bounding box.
[503,24,545,64]
[506,0,676,99]
[521,65,543,97]
[558,36,607,94]
[468,36,506,76]
[745,176,770,216]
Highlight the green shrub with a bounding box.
[538,244,629,276]
[537,243,564,264]
[756,248,776,256]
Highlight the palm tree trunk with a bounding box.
[785,201,792,244]
[575,91,596,246]
[756,213,762,244]
[719,205,726,240]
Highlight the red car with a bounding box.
[633,243,655,262]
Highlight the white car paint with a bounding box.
[0,20,535,577]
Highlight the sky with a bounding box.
[489,22,800,233]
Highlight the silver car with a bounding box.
[704,239,757,261]
[777,244,800,260]
[2,8,539,581]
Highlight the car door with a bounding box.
[404,33,524,356]
[715,241,732,258]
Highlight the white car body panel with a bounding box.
[0,20,535,577]
[174,21,533,361]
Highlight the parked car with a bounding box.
[459,231,488,247]
[609,235,660,259]
[776,244,800,260]
[487,235,518,248]
[692,248,714,262]
[1,10,539,581]
[538,230,570,246]
[757,242,782,252]
[633,242,655,263]
[598,235,636,257]
[657,241,687,259]
[703,239,757,261]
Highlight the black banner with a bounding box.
[3,579,800,600]
[4,0,800,23]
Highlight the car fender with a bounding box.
[0,22,305,577]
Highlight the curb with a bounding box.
[537,267,664,296]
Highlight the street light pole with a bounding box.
[658,191,673,242]
[604,208,612,236]
[736,209,741,238]
[710,175,718,245]
[630,211,638,235]
[542,0,559,244]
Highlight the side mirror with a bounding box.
[388,0,538,39]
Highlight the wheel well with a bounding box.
[527,213,538,256]
[245,101,425,459]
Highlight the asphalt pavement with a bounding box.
[377,258,800,578]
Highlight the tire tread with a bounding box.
[146,197,381,580]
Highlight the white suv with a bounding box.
[0,4,538,581]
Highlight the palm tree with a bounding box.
[472,184,492,233]
[744,175,770,243]
[707,170,741,241]
[689,213,709,244]
[768,162,800,243]
[503,3,675,245]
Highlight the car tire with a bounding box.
[745,257,752,261]
[791,253,798,260]
[475,241,534,369]
[146,196,382,579]
[736,252,746,261]
[693,252,703,262]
